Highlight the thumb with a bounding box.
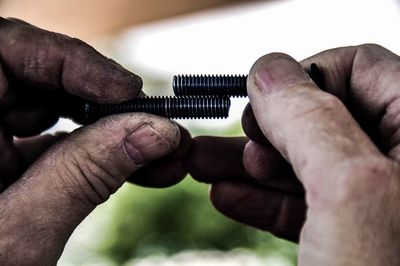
[247,53,381,186]
[0,113,179,265]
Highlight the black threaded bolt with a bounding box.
[73,96,231,123]
[62,64,322,124]
[173,75,248,97]
[173,64,323,97]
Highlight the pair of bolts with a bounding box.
[67,64,322,124]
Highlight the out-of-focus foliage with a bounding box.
[97,178,297,265]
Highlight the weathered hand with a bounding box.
[0,18,190,265]
[187,44,400,265]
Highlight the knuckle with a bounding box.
[16,29,68,88]
[67,37,98,65]
[66,37,113,102]
[0,17,13,30]
[358,43,385,53]
[68,37,90,50]
[354,43,394,72]
[353,43,399,101]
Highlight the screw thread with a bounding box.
[84,96,231,121]
[173,75,247,97]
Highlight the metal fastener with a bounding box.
[173,74,247,97]
[173,63,323,97]
[63,63,321,124]
[65,96,231,124]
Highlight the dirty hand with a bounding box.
[187,44,400,265]
[0,18,191,265]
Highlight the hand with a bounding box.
[0,18,191,265]
[186,44,400,265]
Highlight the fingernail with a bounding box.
[124,124,172,165]
[255,57,307,96]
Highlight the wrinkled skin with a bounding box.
[186,45,400,265]
[2,16,400,266]
[0,18,192,265]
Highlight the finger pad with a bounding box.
[128,160,186,188]
[184,136,249,183]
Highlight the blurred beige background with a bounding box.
[0,0,253,41]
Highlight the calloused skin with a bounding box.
[2,17,400,266]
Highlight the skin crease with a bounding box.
[187,45,400,265]
[2,17,400,266]
[0,18,190,266]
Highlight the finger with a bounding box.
[14,133,68,164]
[0,17,142,103]
[247,53,383,194]
[243,140,304,195]
[184,136,302,195]
[128,125,192,187]
[0,113,179,265]
[243,140,285,179]
[241,103,269,144]
[241,101,303,195]
[300,44,400,159]
[184,136,251,183]
[158,124,192,161]
[129,160,186,188]
[242,63,326,145]
[211,180,306,242]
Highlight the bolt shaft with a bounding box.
[173,64,323,97]
[62,64,322,124]
[173,75,248,97]
[79,96,230,123]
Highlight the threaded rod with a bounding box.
[173,64,323,97]
[173,75,247,97]
[82,96,231,123]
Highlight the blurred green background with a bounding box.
[98,176,297,265]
